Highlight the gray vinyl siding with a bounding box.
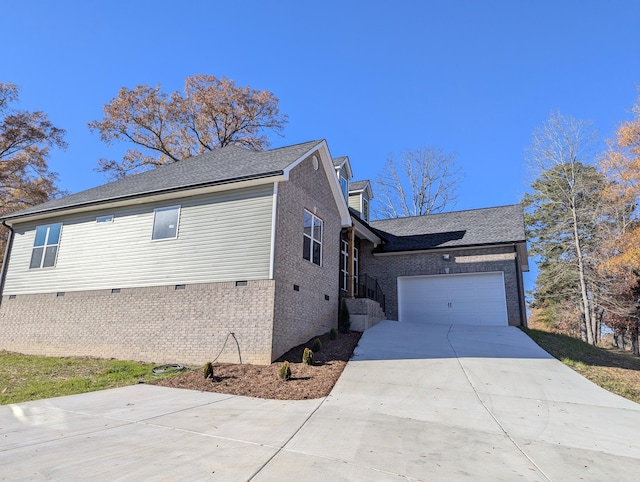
[4,185,274,295]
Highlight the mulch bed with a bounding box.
[152,331,361,400]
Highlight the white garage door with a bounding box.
[397,272,508,326]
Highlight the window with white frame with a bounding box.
[340,240,348,290]
[29,223,62,269]
[354,246,359,287]
[340,175,348,201]
[96,215,114,223]
[362,196,370,222]
[303,210,323,266]
[152,206,180,240]
[340,240,358,291]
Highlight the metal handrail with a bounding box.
[344,274,386,313]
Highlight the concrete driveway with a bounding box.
[2,321,640,480]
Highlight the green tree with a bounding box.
[524,112,607,345]
[89,74,288,179]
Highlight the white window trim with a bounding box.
[340,240,359,291]
[340,175,348,201]
[362,196,370,222]
[303,209,323,266]
[354,246,359,286]
[29,223,62,269]
[151,205,181,241]
[341,240,349,290]
[96,215,114,223]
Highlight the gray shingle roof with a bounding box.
[348,180,369,192]
[5,140,322,220]
[332,156,347,167]
[370,205,525,252]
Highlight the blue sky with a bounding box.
[3,1,640,290]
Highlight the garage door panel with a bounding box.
[402,301,448,324]
[398,272,508,326]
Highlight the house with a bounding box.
[0,140,528,365]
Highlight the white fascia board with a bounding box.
[5,175,284,226]
[333,156,353,179]
[349,181,373,199]
[364,182,373,199]
[342,157,353,179]
[283,140,352,227]
[352,215,381,246]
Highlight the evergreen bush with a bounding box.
[311,337,322,352]
[329,327,338,340]
[302,348,314,365]
[339,298,351,333]
[203,362,214,379]
[279,361,292,381]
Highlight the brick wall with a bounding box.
[271,153,342,359]
[359,243,525,326]
[0,280,275,365]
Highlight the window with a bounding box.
[340,240,348,290]
[303,210,322,266]
[29,223,62,269]
[96,215,113,223]
[354,246,359,287]
[152,206,180,240]
[340,175,348,201]
[340,240,358,291]
[362,196,370,222]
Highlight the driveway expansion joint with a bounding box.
[445,324,553,482]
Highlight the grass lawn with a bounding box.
[523,328,640,404]
[0,351,179,405]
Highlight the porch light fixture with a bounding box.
[442,254,450,260]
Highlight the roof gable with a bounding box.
[348,180,373,199]
[332,156,353,179]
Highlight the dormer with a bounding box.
[333,156,353,202]
[349,180,373,222]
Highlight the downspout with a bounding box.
[0,220,15,307]
[513,244,527,327]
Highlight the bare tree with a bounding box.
[89,74,288,179]
[0,82,67,262]
[374,146,460,219]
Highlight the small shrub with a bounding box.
[279,361,292,381]
[339,298,351,333]
[302,348,314,365]
[311,337,322,352]
[203,362,214,379]
[329,327,338,340]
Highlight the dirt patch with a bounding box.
[152,331,362,400]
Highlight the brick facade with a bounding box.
[0,140,527,365]
[0,280,275,365]
[359,242,525,326]
[271,154,342,360]
[0,148,346,366]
